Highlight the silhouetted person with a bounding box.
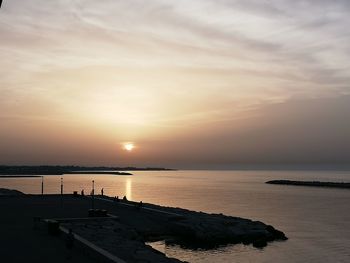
[123,195,127,201]
[81,189,84,196]
[101,188,104,196]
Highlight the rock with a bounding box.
[266,225,288,240]
[253,238,268,248]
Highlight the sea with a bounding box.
[1,170,350,263]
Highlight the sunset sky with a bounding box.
[1,0,350,168]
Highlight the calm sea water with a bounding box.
[1,170,350,262]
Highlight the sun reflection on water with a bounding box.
[126,178,132,200]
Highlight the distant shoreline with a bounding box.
[0,175,42,178]
[266,180,350,189]
[0,171,132,177]
[0,165,175,176]
[66,171,132,175]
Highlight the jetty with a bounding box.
[0,190,287,263]
[266,180,350,189]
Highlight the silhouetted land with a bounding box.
[266,180,350,189]
[0,175,42,178]
[67,171,132,175]
[0,188,24,195]
[0,190,287,263]
[0,165,175,176]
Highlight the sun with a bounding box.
[123,143,134,152]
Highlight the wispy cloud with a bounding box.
[1,0,350,165]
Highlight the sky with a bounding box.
[0,0,350,168]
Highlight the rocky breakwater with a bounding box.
[164,211,287,248]
[142,206,288,249]
[266,180,350,189]
[97,197,288,250]
[48,195,288,263]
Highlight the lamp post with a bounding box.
[92,180,95,209]
[60,177,63,195]
[41,176,44,195]
[60,177,64,207]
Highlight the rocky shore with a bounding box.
[89,196,287,247]
[266,180,350,189]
